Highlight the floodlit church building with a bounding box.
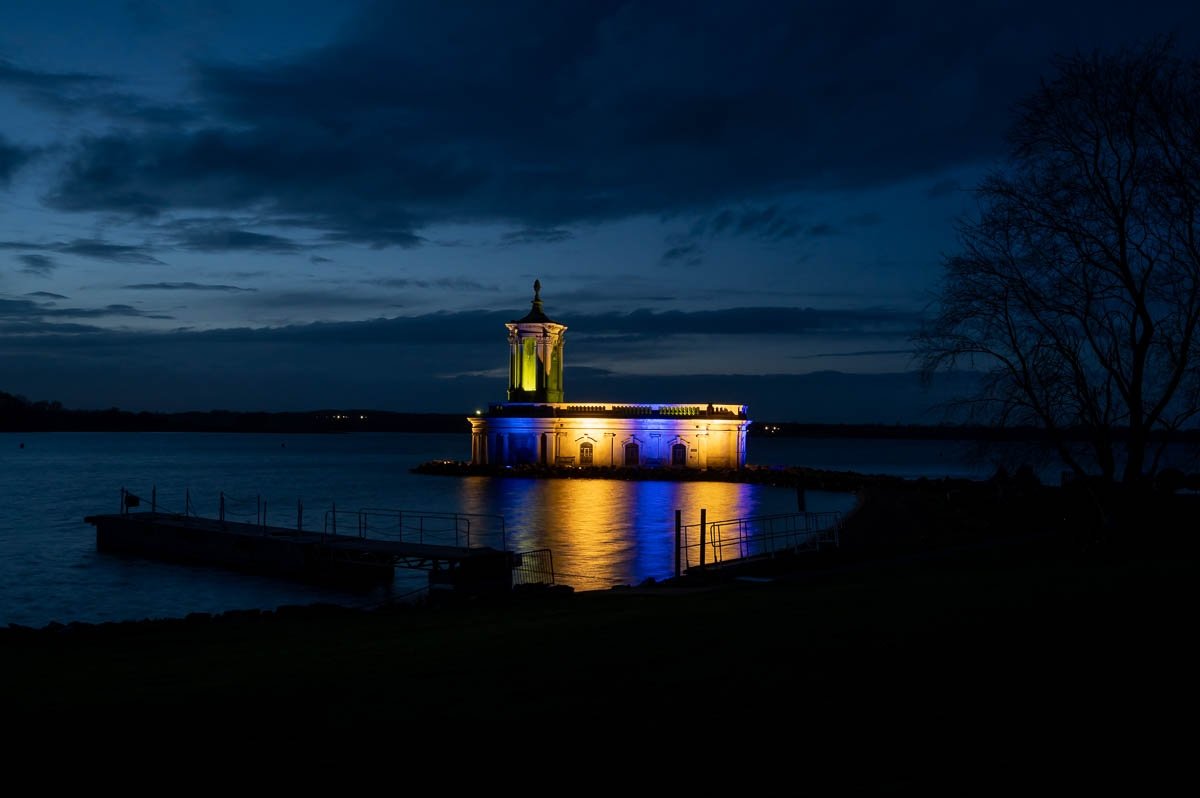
[469,281,751,469]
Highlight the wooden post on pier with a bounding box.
[699,508,707,568]
[674,509,682,578]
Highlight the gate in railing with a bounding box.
[512,548,556,586]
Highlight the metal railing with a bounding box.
[111,487,556,590]
[321,506,507,549]
[115,487,508,547]
[675,509,841,574]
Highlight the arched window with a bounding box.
[624,442,640,466]
[671,442,687,466]
[579,442,594,465]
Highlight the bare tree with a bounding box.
[918,39,1200,485]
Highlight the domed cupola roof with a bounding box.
[512,279,559,325]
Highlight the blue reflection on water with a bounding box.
[456,473,853,589]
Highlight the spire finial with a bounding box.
[533,279,541,300]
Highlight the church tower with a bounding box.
[470,280,748,469]
[506,279,567,403]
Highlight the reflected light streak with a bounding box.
[456,476,761,588]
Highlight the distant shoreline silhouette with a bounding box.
[4,390,1200,440]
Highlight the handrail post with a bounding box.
[332,502,337,537]
[674,510,682,578]
[219,492,225,523]
[699,508,707,569]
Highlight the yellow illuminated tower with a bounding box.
[506,279,567,403]
[472,280,749,468]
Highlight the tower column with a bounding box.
[505,280,568,403]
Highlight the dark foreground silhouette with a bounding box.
[1,478,1192,785]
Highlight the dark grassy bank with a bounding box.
[1,480,1192,784]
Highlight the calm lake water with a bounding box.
[0,431,1087,628]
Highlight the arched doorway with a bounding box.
[579,441,594,465]
[624,442,640,466]
[671,442,687,467]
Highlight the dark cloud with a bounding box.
[1,238,162,264]
[501,228,573,245]
[0,135,34,184]
[173,227,304,253]
[0,320,106,334]
[574,306,918,338]
[41,1,1198,244]
[310,255,332,264]
[365,277,494,291]
[661,243,702,267]
[926,178,962,198]
[0,306,968,420]
[846,212,883,227]
[317,222,426,249]
[734,207,804,240]
[18,254,57,275]
[688,204,805,242]
[0,296,169,320]
[122,282,256,292]
[236,289,401,311]
[0,304,916,351]
[0,57,193,125]
[25,291,68,299]
[0,58,104,92]
[791,348,915,360]
[57,238,163,264]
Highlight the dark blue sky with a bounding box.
[1,1,1196,420]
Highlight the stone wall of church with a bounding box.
[469,413,749,469]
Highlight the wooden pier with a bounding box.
[85,499,521,594]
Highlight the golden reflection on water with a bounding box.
[456,477,758,589]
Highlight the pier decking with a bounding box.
[85,503,519,593]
